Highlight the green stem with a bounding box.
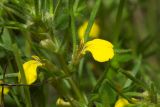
[124,92,146,98]
[69,0,77,56]
[52,0,61,21]
[104,79,131,102]
[84,0,101,42]
[34,0,40,17]
[10,90,22,107]
[147,0,157,36]
[73,0,79,12]
[0,73,18,79]
[78,58,84,78]
[113,0,126,45]
[58,54,87,104]
[49,0,54,15]
[118,68,150,90]
[68,78,82,101]
[12,44,32,107]
[150,83,157,104]
[92,62,110,93]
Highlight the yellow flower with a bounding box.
[114,98,129,107]
[56,98,71,107]
[82,39,114,62]
[77,22,114,62]
[0,81,9,95]
[78,21,100,40]
[18,58,43,85]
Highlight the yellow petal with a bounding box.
[114,98,129,107]
[78,21,100,40]
[83,39,114,62]
[18,60,42,85]
[0,81,9,95]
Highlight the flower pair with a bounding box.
[78,21,114,62]
[18,21,115,85]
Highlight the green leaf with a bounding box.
[0,29,12,51]
[123,56,142,88]
[84,0,101,42]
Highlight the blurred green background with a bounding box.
[0,0,160,107]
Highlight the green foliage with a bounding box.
[0,0,160,107]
